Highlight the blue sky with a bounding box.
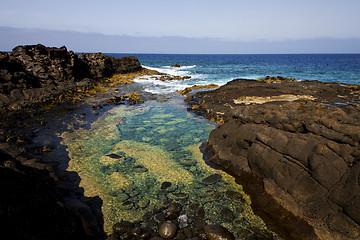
[1,0,360,53]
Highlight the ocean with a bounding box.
[108,53,360,94]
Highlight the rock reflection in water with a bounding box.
[61,98,278,239]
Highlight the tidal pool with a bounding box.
[61,97,279,239]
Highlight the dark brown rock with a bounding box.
[158,222,177,239]
[166,202,182,213]
[219,207,235,222]
[185,79,360,240]
[202,173,222,184]
[113,221,134,234]
[204,225,235,240]
[0,44,141,111]
[194,207,205,218]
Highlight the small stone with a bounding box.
[193,218,207,230]
[202,174,222,184]
[142,211,153,221]
[106,153,124,159]
[178,214,188,228]
[213,192,222,199]
[158,222,178,239]
[113,221,134,234]
[219,207,235,222]
[155,212,165,222]
[137,199,150,208]
[161,181,172,190]
[133,165,148,173]
[166,202,182,213]
[194,207,205,218]
[161,182,177,192]
[225,190,243,200]
[129,227,142,236]
[189,203,200,210]
[122,201,133,209]
[165,211,178,220]
[204,225,235,240]
[140,231,152,239]
[168,192,189,200]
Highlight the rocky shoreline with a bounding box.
[2,44,359,240]
[0,44,144,240]
[185,78,360,240]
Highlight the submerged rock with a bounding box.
[202,173,222,184]
[204,225,235,240]
[113,221,134,234]
[158,222,178,238]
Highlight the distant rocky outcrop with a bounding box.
[171,64,183,68]
[0,44,141,111]
[185,78,360,240]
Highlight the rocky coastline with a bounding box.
[2,44,359,240]
[0,44,143,240]
[185,78,360,240]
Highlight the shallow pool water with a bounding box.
[61,97,278,238]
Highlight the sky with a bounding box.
[1,0,360,53]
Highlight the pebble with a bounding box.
[133,165,148,173]
[129,227,142,237]
[225,190,243,200]
[178,214,188,228]
[137,199,150,208]
[122,200,133,209]
[160,181,177,192]
[204,225,235,240]
[194,207,205,218]
[219,207,235,222]
[113,221,134,234]
[161,181,172,190]
[202,174,222,184]
[168,192,189,200]
[166,202,182,213]
[158,222,178,239]
[164,211,178,220]
[106,153,124,159]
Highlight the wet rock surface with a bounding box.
[185,78,360,240]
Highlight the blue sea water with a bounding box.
[108,53,360,94]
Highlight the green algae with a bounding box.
[61,98,280,239]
